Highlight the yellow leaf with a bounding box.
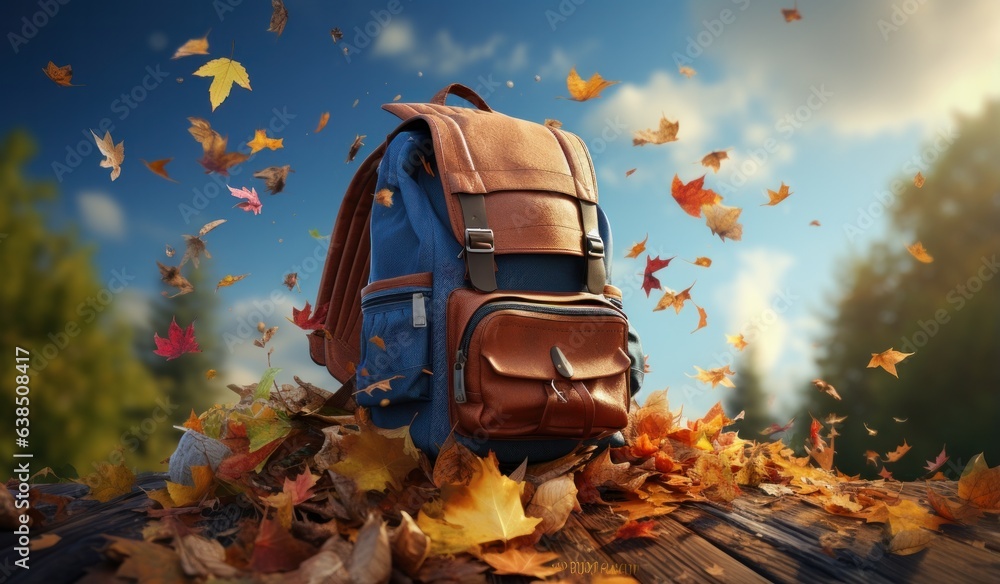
[247,129,283,154]
[687,365,735,389]
[479,548,563,578]
[691,305,708,334]
[867,347,914,378]
[205,369,217,380]
[883,439,911,463]
[80,460,134,502]
[762,182,793,206]
[172,34,210,59]
[679,65,697,78]
[151,465,216,508]
[907,241,934,263]
[328,424,420,492]
[624,234,648,258]
[703,203,743,242]
[215,273,249,292]
[633,114,679,146]
[192,57,251,111]
[958,453,1000,510]
[726,333,747,351]
[565,67,619,101]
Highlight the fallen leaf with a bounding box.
[565,67,619,101]
[176,533,239,578]
[172,34,210,59]
[671,174,721,218]
[907,241,934,263]
[315,112,330,133]
[105,537,185,583]
[704,203,743,241]
[526,475,579,534]
[812,378,841,400]
[247,129,283,154]
[268,0,288,36]
[188,117,249,175]
[914,172,925,188]
[625,234,648,258]
[347,134,366,163]
[479,548,562,579]
[432,433,480,488]
[762,182,792,206]
[726,333,747,351]
[91,130,124,181]
[641,255,673,297]
[958,453,1000,510]
[867,348,914,378]
[29,533,60,551]
[614,519,658,540]
[229,185,262,215]
[254,165,293,195]
[924,446,949,474]
[154,317,201,360]
[250,517,316,573]
[679,65,697,78]
[759,417,794,436]
[79,460,134,502]
[289,301,328,330]
[157,262,194,298]
[329,423,420,492]
[653,281,694,314]
[43,61,81,86]
[192,57,251,111]
[350,513,391,584]
[391,511,430,576]
[926,486,982,522]
[216,273,249,292]
[633,114,679,146]
[691,305,708,333]
[701,150,729,172]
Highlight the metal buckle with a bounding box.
[584,231,605,259]
[464,228,495,254]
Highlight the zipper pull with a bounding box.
[453,350,467,403]
[412,293,427,328]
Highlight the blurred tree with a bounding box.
[0,131,172,475]
[800,102,1000,479]
[725,348,777,441]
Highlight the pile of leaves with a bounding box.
[67,375,999,582]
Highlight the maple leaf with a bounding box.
[543,118,563,129]
[641,254,673,297]
[374,187,394,208]
[726,333,747,351]
[704,203,744,242]
[247,129,283,154]
[924,446,949,474]
[654,281,694,314]
[565,67,619,101]
[864,422,879,436]
[433,433,480,488]
[701,150,729,173]
[914,171,925,188]
[812,378,841,400]
[254,165,293,195]
[615,519,658,540]
[187,117,249,175]
[91,130,124,181]
[633,114,679,146]
[268,0,288,36]
[691,305,708,333]
[480,548,562,578]
[172,33,209,59]
[782,5,802,22]
[330,28,343,43]
[625,167,637,177]
[867,347,914,378]
[192,57,251,111]
[288,301,328,331]
[907,241,934,263]
[183,409,204,433]
[679,65,697,78]
[216,273,249,292]
[283,272,300,291]
[418,453,542,554]
[347,134,366,163]
[153,317,201,360]
[157,261,194,298]
[885,500,944,556]
[628,389,673,442]
[690,256,712,267]
[141,158,177,182]
[958,453,1000,510]
[79,460,134,502]
[671,174,721,218]
[526,475,579,535]
[250,517,316,573]
[760,417,794,436]
[315,111,330,133]
[883,440,912,463]
[229,185,262,215]
[624,234,648,259]
[43,61,81,86]
[181,218,226,269]
[762,182,793,206]
[693,453,741,502]
[329,423,420,492]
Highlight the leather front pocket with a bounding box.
[449,290,631,440]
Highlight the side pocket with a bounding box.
[356,272,433,407]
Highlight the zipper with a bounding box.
[453,350,467,403]
[361,288,431,328]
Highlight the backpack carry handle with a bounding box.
[430,84,494,112]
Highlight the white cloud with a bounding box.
[77,191,125,240]
[115,290,152,328]
[372,19,416,55]
[373,19,526,76]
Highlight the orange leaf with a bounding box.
[375,188,394,208]
[369,335,386,350]
[726,333,747,351]
[671,174,721,218]
[624,234,648,259]
[690,256,712,268]
[172,34,210,59]
[633,114,679,146]
[913,172,925,188]
[614,519,658,540]
[654,281,694,314]
[565,67,619,101]
[700,150,729,173]
[782,6,802,22]
[679,65,697,78]
[883,440,911,463]
[250,517,317,573]
[43,61,81,86]
[958,453,1000,510]
[906,241,934,263]
[687,365,735,389]
[315,111,330,133]
[247,129,284,154]
[479,548,562,578]
[704,203,743,241]
[142,158,178,182]
[691,305,708,333]
[762,182,792,206]
[867,348,914,378]
[183,409,203,433]
[625,167,637,177]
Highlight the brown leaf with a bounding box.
[704,203,744,241]
[958,453,1000,510]
[782,6,803,22]
[633,114,679,146]
[565,67,619,101]
[653,281,694,314]
[544,118,562,129]
[914,171,925,188]
[315,111,330,133]
[432,433,479,488]
[526,475,579,535]
[187,117,248,175]
[91,130,124,181]
[350,513,391,584]
[906,241,934,263]
[254,165,293,195]
[812,378,841,400]
[283,272,300,291]
[79,461,134,502]
[625,167,637,177]
[347,134,366,163]
[250,517,317,573]
[867,348,914,378]
[374,188,394,208]
[268,0,289,36]
[172,34,210,59]
[762,182,792,206]
[691,305,708,333]
[883,440,912,463]
[43,61,81,86]
[391,511,430,576]
[142,158,178,182]
[176,534,239,578]
[701,150,729,172]
[105,536,186,583]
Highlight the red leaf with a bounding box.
[809,416,824,449]
[925,446,949,474]
[671,174,721,218]
[614,519,658,540]
[642,255,674,297]
[289,301,328,331]
[153,317,201,360]
[249,517,316,573]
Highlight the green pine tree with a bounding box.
[725,348,777,441]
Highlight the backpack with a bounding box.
[308,84,644,464]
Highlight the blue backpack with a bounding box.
[309,84,644,463]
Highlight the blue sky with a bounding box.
[3,0,999,419]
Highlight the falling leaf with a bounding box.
[165,244,175,258]
[91,130,124,181]
[330,28,343,42]
[172,34,209,59]
[79,460,134,502]
[760,418,794,436]
[687,365,735,389]
[215,273,249,292]
[253,324,278,348]
[375,187,394,208]
[883,440,912,463]
[479,548,562,578]
[141,158,177,182]
[615,519,658,540]
[369,335,386,350]
[867,348,914,378]
[633,114,679,146]
[419,153,435,176]
[864,450,880,466]
[762,182,792,206]
[906,242,934,263]
[654,281,695,314]
[188,117,249,175]
[914,172,925,188]
[641,255,673,296]
[247,129,284,154]
[704,203,744,242]
[192,57,251,111]
[205,369,217,380]
[671,174,721,218]
[329,423,420,492]
[308,228,327,240]
[879,468,895,481]
[812,378,841,400]
[347,134,366,163]
[924,446,949,474]
[544,118,562,129]
[691,305,708,333]
[157,262,194,298]
[893,417,908,423]
[864,422,879,436]
[679,65,697,78]
[356,375,405,396]
[254,165,293,195]
[393,94,402,102]
[289,301,328,331]
[625,167,637,177]
[726,333,747,351]
[181,219,226,269]
[268,0,288,36]
[43,61,81,86]
[701,150,729,172]
[624,234,648,258]
[824,413,848,425]
[154,317,201,360]
[283,272,300,291]
[958,453,1000,510]
[229,185,262,215]
[315,112,330,133]
[782,5,802,22]
[564,67,619,101]
[810,219,821,227]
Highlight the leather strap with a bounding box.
[430,84,494,112]
[579,201,606,294]
[571,380,595,440]
[459,193,498,292]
